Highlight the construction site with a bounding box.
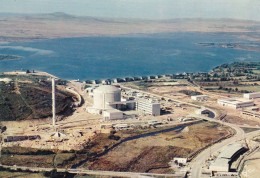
[0,68,260,177]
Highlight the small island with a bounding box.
[197,42,260,52]
[0,54,23,61]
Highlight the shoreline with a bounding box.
[1,61,259,83]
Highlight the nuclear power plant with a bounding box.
[87,84,161,120]
[93,85,121,110]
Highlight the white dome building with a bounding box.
[93,85,121,110]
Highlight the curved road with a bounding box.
[121,84,247,178]
[189,115,245,178]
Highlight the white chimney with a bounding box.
[52,78,56,127]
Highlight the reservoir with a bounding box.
[0,32,259,80]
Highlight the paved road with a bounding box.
[0,164,183,177]
[121,84,238,178]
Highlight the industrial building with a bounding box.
[103,109,124,121]
[191,95,209,101]
[87,85,122,115]
[136,98,160,116]
[173,157,187,165]
[87,85,161,120]
[244,92,260,99]
[217,97,254,109]
[93,85,121,110]
[209,143,247,174]
[242,110,260,119]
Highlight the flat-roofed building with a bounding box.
[103,109,123,120]
[218,143,245,160]
[173,157,187,165]
[191,95,209,101]
[244,92,260,99]
[242,110,260,118]
[217,97,254,109]
[209,158,229,172]
[209,143,247,174]
[136,98,160,116]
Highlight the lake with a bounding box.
[0,32,259,80]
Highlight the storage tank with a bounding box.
[93,85,121,110]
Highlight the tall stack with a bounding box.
[52,78,56,127]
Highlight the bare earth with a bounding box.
[85,122,230,173]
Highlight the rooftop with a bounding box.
[210,157,229,168]
[103,109,123,114]
[218,143,244,159]
[218,97,253,104]
[191,95,209,98]
[94,85,120,93]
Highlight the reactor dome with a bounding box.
[93,85,121,110]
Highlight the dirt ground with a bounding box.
[83,121,231,173]
[241,151,260,178]
[133,79,260,127]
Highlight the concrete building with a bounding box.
[209,158,229,172]
[113,123,129,129]
[87,85,122,115]
[136,98,160,116]
[217,97,254,109]
[173,157,187,165]
[103,109,124,121]
[209,143,247,174]
[93,85,121,110]
[244,92,260,99]
[242,108,260,118]
[87,85,161,119]
[191,95,209,101]
[85,85,99,98]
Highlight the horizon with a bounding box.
[1,11,260,23]
[0,0,260,21]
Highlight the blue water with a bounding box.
[0,32,259,80]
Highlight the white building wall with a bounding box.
[244,92,260,99]
[93,86,121,110]
[209,165,229,172]
[137,99,160,116]
[191,95,209,101]
[173,157,187,164]
[103,110,123,120]
[217,99,254,109]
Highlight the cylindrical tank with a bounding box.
[93,85,121,109]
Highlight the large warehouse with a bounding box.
[209,143,247,175]
[217,97,254,109]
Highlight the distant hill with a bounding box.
[0,12,260,42]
